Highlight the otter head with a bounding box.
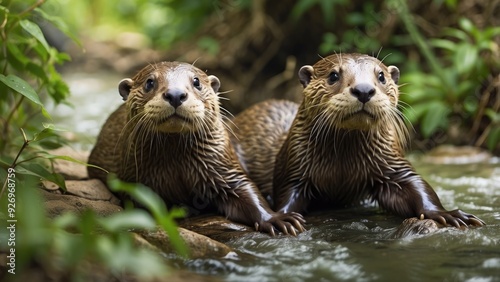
[118,62,221,133]
[298,53,400,131]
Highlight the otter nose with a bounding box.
[350,83,376,104]
[163,89,187,108]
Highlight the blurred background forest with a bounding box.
[37,0,499,153]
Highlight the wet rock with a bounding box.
[42,189,122,218]
[389,217,441,239]
[49,147,90,180]
[136,227,235,259]
[422,145,491,165]
[179,215,255,242]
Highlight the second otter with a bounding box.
[232,53,485,228]
[88,61,305,236]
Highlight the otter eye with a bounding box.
[378,72,386,84]
[328,71,340,84]
[144,78,155,92]
[193,77,201,90]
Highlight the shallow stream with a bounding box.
[187,159,500,281]
[51,71,500,282]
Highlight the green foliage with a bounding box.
[291,0,348,24]
[0,174,182,280]
[0,0,74,193]
[397,2,500,147]
[108,175,189,257]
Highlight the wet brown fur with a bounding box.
[88,61,305,235]
[232,54,485,228]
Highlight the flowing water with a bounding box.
[52,72,500,282]
[192,159,500,282]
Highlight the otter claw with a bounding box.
[423,209,485,228]
[469,217,485,226]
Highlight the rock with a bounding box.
[179,215,255,242]
[42,189,122,218]
[48,147,90,180]
[42,179,120,205]
[137,227,235,259]
[422,145,491,165]
[389,217,441,239]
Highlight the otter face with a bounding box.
[118,62,220,133]
[299,54,400,131]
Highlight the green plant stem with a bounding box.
[18,0,46,17]
[0,128,29,199]
[0,13,8,74]
[395,0,448,85]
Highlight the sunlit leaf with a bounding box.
[458,17,475,34]
[454,43,478,75]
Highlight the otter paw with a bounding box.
[255,212,306,236]
[420,209,485,228]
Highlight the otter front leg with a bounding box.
[376,174,485,227]
[274,187,311,214]
[216,185,306,236]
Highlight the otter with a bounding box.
[232,53,485,228]
[88,61,305,236]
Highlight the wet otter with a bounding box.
[88,61,305,235]
[232,53,485,228]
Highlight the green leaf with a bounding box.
[486,127,500,151]
[442,27,468,41]
[17,163,67,191]
[108,175,188,257]
[20,19,51,53]
[34,8,83,48]
[26,62,49,83]
[430,39,456,52]
[485,109,500,123]
[98,210,156,232]
[454,43,478,75]
[0,74,43,107]
[42,153,108,172]
[7,43,30,67]
[421,102,450,138]
[33,125,58,142]
[458,17,475,34]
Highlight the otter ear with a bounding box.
[388,66,400,85]
[118,78,133,101]
[298,65,314,88]
[208,75,220,93]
